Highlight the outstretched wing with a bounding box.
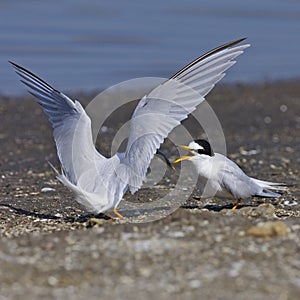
[122,38,250,193]
[10,62,105,184]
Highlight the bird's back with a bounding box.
[194,153,262,200]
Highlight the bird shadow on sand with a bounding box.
[180,203,257,212]
[0,203,109,223]
[0,202,260,223]
[0,202,174,222]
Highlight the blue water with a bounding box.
[1,0,300,95]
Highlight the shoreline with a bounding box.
[1,77,300,100]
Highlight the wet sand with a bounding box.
[0,81,299,299]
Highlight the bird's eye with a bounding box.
[196,146,206,154]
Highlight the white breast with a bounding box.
[191,153,235,199]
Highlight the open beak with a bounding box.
[173,145,195,164]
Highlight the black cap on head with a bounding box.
[194,139,214,156]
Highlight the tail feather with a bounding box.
[256,190,282,198]
[47,161,111,214]
[251,178,287,191]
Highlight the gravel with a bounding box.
[0,81,299,299]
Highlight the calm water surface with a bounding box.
[1,0,300,95]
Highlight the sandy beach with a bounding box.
[0,81,299,299]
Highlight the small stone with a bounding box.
[281,157,290,164]
[247,221,288,237]
[48,276,59,286]
[285,147,294,153]
[133,226,139,232]
[240,149,260,156]
[280,104,288,112]
[264,116,272,124]
[41,187,56,192]
[256,203,276,218]
[283,200,297,206]
[86,217,106,227]
[189,279,202,289]
[101,126,108,132]
[240,203,276,219]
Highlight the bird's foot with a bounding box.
[105,212,116,220]
[232,200,241,210]
[99,208,124,221]
[104,209,124,220]
[113,208,124,220]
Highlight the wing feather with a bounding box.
[10,62,105,184]
[122,39,250,193]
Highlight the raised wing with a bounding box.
[122,38,250,193]
[10,62,105,184]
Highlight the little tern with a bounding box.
[10,38,249,218]
[173,139,286,209]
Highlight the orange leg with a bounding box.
[105,212,115,220]
[113,207,124,219]
[232,199,241,211]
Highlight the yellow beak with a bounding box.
[173,145,195,164]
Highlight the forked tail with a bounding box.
[251,177,287,198]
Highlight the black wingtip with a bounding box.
[8,60,15,66]
[9,60,61,94]
[232,37,247,44]
[169,37,249,80]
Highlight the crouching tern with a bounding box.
[10,38,249,218]
[173,139,286,209]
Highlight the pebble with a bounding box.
[279,104,288,112]
[240,149,260,156]
[101,126,108,132]
[247,221,289,237]
[264,116,272,124]
[189,279,202,289]
[48,276,59,286]
[41,187,56,192]
[240,204,276,219]
[285,146,294,153]
[283,200,298,207]
[86,218,106,227]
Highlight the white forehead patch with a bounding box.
[188,141,204,150]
